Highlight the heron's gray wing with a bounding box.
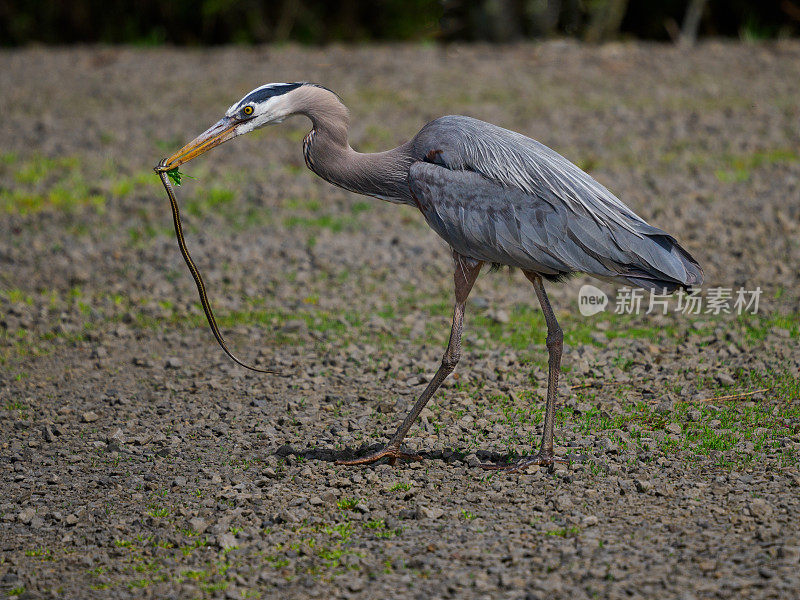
[408,161,703,290]
[415,116,659,236]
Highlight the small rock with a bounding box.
[748,498,773,520]
[65,513,79,526]
[164,357,182,369]
[398,507,418,520]
[553,495,573,511]
[582,515,599,527]
[463,453,480,467]
[470,296,489,310]
[634,478,652,493]
[666,423,682,435]
[715,372,735,386]
[189,517,208,534]
[18,507,36,524]
[418,506,444,520]
[42,424,56,442]
[217,533,238,550]
[81,411,100,423]
[275,444,294,457]
[376,400,395,414]
[107,428,126,444]
[90,346,108,359]
[655,394,675,413]
[346,577,365,592]
[275,511,298,524]
[778,545,800,562]
[487,309,510,324]
[758,566,775,579]
[173,476,187,487]
[280,320,307,334]
[697,559,716,572]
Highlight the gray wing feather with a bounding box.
[409,161,703,290]
[415,116,646,234]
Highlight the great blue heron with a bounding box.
[158,82,702,471]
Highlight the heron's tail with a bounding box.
[622,233,704,292]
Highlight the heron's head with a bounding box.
[160,82,307,171]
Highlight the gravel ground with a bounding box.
[1,42,799,599]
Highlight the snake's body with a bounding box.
[156,163,273,373]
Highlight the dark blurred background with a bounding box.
[1,0,798,46]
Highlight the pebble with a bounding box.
[715,372,735,386]
[748,498,773,520]
[189,517,208,534]
[582,515,599,527]
[419,506,444,520]
[81,411,100,423]
[17,507,36,524]
[217,533,238,550]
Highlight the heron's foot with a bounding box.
[479,452,568,473]
[336,446,423,467]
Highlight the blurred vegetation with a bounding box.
[0,0,797,45]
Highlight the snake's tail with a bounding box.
[157,169,276,374]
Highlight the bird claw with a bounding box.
[336,447,423,467]
[479,453,568,473]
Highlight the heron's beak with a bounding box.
[158,116,239,171]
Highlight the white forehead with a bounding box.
[225,83,302,116]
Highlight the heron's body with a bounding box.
[303,112,701,291]
[161,82,702,470]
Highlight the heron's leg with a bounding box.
[481,272,567,472]
[336,253,483,467]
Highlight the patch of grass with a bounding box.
[185,186,234,217]
[180,537,208,557]
[714,148,800,184]
[1,186,105,216]
[0,154,105,215]
[365,519,401,539]
[145,505,169,518]
[284,214,360,233]
[571,366,799,470]
[336,497,359,511]
[24,548,52,560]
[110,170,157,198]
[389,482,411,492]
[547,526,581,537]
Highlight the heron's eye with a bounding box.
[242,105,254,116]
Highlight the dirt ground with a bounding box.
[1,42,799,599]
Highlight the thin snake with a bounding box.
[154,160,275,373]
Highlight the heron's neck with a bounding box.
[292,86,413,203]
